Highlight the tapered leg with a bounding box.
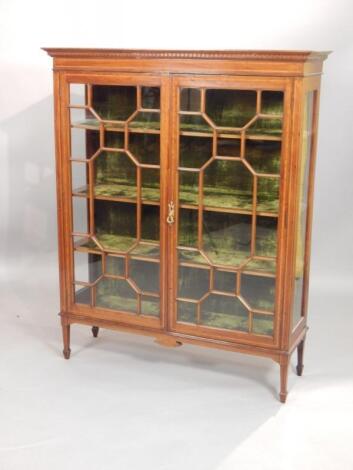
[296,337,305,376]
[92,326,99,338]
[279,356,289,403]
[62,322,71,359]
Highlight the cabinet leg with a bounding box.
[296,337,305,376]
[62,322,71,360]
[92,326,99,338]
[279,356,289,403]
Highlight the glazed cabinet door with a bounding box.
[168,75,293,347]
[59,73,169,328]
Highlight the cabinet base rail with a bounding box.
[60,312,307,403]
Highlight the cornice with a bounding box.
[42,48,331,62]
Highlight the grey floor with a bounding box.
[1,258,352,470]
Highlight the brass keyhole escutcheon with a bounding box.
[167,201,175,225]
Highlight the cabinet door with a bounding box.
[61,74,169,328]
[169,75,292,346]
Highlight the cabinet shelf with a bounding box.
[72,119,282,141]
[179,203,278,218]
[72,184,160,206]
[72,119,160,135]
[75,236,160,260]
[73,185,279,217]
[180,130,282,142]
[179,123,282,139]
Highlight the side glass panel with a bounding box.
[292,91,315,328]
[176,87,283,337]
[69,83,161,318]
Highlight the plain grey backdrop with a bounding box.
[0,1,352,469]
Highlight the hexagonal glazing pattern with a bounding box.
[70,83,162,317]
[177,87,283,337]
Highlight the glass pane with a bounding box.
[141,205,159,242]
[179,135,212,168]
[141,296,159,317]
[179,171,199,205]
[142,168,160,202]
[217,137,241,157]
[72,197,88,234]
[130,242,160,259]
[257,177,280,213]
[178,208,198,247]
[201,294,248,331]
[177,301,197,324]
[94,200,136,251]
[130,112,160,131]
[180,115,211,133]
[178,266,209,300]
[92,85,136,121]
[72,161,88,196]
[206,89,257,128]
[244,258,276,275]
[180,88,201,111]
[106,255,125,276]
[292,91,315,328]
[96,278,137,313]
[261,91,283,115]
[214,270,237,293]
[241,274,275,312]
[70,107,98,127]
[94,151,137,199]
[74,251,102,283]
[142,87,160,109]
[75,285,91,305]
[70,84,86,106]
[245,140,281,175]
[252,314,274,336]
[130,259,159,293]
[71,128,99,160]
[129,134,160,165]
[74,235,101,252]
[203,212,252,266]
[256,217,277,257]
[203,160,253,210]
[105,131,124,149]
[247,118,282,137]
[178,249,208,265]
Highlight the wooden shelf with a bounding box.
[72,185,160,206]
[179,203,278,218]
[72,185,279,217]
[72,119,160,134]
[74,236,160,261]
[180,130,282,141]
[72,120,282,141]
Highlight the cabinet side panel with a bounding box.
[54,71,69,313]
[290,77,322,342]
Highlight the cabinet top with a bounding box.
[42,48,330,62]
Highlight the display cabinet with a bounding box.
[43,48,329,402]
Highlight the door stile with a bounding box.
[166,75,180,333]
[160,74,172,331]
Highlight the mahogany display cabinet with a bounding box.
[43,48,329,402]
